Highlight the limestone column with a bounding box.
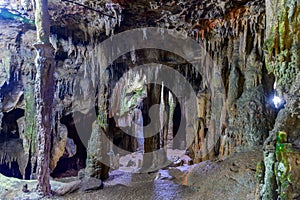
[34,0,54,195]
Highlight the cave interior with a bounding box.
[0,0,300,199]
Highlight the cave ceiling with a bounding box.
[1,0,264,38]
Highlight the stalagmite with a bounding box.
[167,91,174,149]
[34,0,54,195]
[159,81,164,148]
[134,108,144,152]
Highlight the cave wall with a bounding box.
[189,0,275,161]
[260,0,300,199]
[0,0,282,191]
[147,0,275,162]
[0,0,123,179]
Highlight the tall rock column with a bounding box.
[34,0,55,195]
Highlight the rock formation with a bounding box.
[0,0,299,199]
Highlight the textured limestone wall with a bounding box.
[261,0,300,199]
[0,0,278,182]
[0,0,122,178]
[152,0,275,161]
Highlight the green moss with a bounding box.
[128,89,144,108]
[264,0,300,94]
[24,84,36,155]
[256,160,265,183]
[275,131,294,200]
[120,81,146,116]
[277,131,287,143]
[97,111,107,129]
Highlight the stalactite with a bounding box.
[0,138,28,179]
[159,82,164,149]
[167,91,174,150]
[134,108,144,152]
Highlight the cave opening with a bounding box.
[107,83,190,171]
[51,112,89,178]
[0,108,28,179]
[104,48,202,171]
[172,101,185,149]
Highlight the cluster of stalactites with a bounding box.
[0,138,27,178]
[56,0,123,36]
[155,0,265,44]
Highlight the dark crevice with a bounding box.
[237,68,245,99]
[0,161,22,179]
[172,101,186,149]
[51,113,88,178]
[221,57,230,98]
[0,108,25,179]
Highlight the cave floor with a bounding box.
[66,170,197,200]
[64,147,263,200]
[0,147,262,200]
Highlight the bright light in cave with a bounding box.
[273,95,282,108]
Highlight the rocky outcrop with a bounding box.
[260,0,300,199]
